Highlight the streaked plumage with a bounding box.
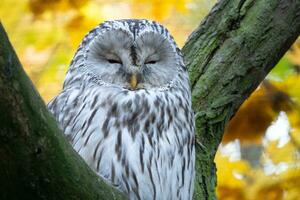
[48,19,195,200]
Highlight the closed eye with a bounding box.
[145,60,157,65]
[107,59,122,64]
[145,53,159,65]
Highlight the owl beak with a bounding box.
[130,74,138,89]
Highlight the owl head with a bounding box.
[64,19,187,91]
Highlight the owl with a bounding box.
[48,19,195,200]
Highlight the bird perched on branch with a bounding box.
[48,19,195,200]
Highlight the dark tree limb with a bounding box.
[182,0,300,199]
[0,0,299,199]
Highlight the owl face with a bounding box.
[83,20,182,90]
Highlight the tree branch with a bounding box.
[182,0,300,199]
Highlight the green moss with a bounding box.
[183,0,300,199]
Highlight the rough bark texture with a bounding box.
[0,0,299,199]
[182,0,300,199]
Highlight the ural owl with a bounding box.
[48,19,195,200]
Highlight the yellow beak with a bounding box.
[130,74,138,89]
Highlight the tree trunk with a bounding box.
[0,0,299,200]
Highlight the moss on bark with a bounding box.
[182,0,300,199]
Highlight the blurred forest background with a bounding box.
[1,0,300,199]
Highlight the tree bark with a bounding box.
[0,0,299,200]
[182,0,300,199]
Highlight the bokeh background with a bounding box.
[1,0,300,199]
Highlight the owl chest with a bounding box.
[93,110,192,200]
[71,92,194,200]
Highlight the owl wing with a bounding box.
[47,87,82,139]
